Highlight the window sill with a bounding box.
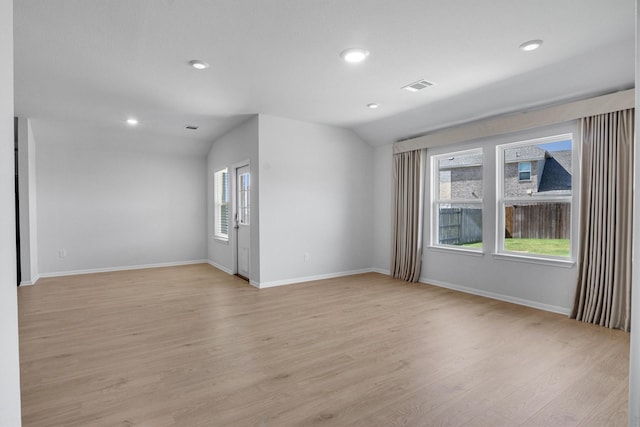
[492,252,575,268]
[428,245,484,257]
[213,236,229,245]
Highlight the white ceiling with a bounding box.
[13,0,635,148]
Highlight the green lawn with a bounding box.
[462,238,570,257]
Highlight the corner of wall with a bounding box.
[1,0,23,424]
[257,116,374,284]
[372,144,394,273]
[17,117,39,284]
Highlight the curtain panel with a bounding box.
[391,150,424,282]
[571,108,634,331]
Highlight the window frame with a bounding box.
[213,168,229,241]
[518,161,532,181]
[496,133,575,262]
[431,147,484,252]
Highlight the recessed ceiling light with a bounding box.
[367,103,380,109]
[126,118,138,125]
[340,48,370,63]
[189,60,210,70]
[519,40,543,51]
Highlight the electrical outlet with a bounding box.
[304,252,310,262]
[58,249,67,258]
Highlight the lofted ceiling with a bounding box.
[13,0,635,149]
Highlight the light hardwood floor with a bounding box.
[18,264,629,426]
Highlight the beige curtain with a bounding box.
[391,150,424,282]
[571,108,634,331]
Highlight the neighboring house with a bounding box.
[504,147,572,197]
[503,146,546,197]
[438,153,483,200]
[440,148,571,199]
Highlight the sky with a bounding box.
[538,139,572,152]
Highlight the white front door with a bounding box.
[235,165,250,280]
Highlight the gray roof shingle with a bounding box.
[538,150,572,193]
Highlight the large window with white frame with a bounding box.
[497,134,573,259]
[432,148,483,250]
[214,168,229,240]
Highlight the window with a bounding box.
[498,134,573,259]
[214,168,229,240]
[518,161,531,181]
[432,148,483,250]
[238,172,250,225]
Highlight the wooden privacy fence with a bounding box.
[439,203,569,245]
[505,203,570,239]
[439,208,482,245]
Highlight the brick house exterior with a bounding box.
[438,153,483,200]
[438,148,571,199]
[503,146,546,197]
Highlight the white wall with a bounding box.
[0,1,23,424]
[18,118,38,284]
[372,144,392,274]
[34,120,208,275]
[258,115,373,286]
[207,116,260,280]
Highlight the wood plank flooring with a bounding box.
[18,264,629,426]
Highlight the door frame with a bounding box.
[230,159,250,279]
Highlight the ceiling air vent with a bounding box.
[185,125,199,130]
[402,79,435,92]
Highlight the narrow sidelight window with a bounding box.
[214,168,229,240]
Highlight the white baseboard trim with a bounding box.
[257,268,375,289]
[419,277,571,316]
[371,268,390,276]
[20,274,40,286]
[207,260,233,275]
[38,260,209,279]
